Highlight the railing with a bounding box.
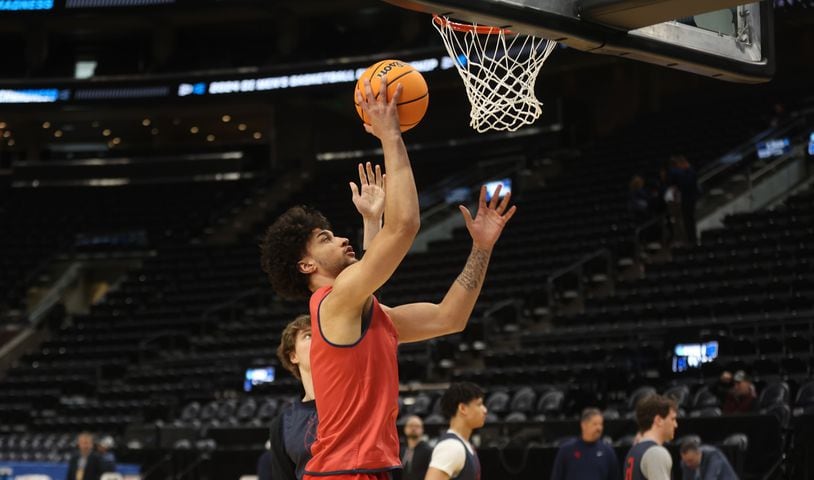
[200,287,265,327]
[698,115,807,185]
[479,298,523,336]
[419,162,523,227]
[27,262,83,325]
[633,213,666,260]
[138,287,265,362]
[544,248,614,315]
[698,107,814,214]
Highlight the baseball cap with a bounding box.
[733,370,749,382]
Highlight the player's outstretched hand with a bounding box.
[356,75,403,140]
[350,161,386,221]
[459,184,517,251]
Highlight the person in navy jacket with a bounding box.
[551,408,621,480]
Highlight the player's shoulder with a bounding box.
[558,437,580,449]
[434,437,467,453]
[596,440,615,452]
[643,444,672,461]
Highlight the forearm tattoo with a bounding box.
[456,247,491,291]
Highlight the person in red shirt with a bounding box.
[722,370,757,414]
[260,76,516,480]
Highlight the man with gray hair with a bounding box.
[551,408,620,480]
[66,432,109,480]
[679,437,738,480]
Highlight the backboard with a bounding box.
[384,0,774,83]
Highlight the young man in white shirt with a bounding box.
[425,383,487,480]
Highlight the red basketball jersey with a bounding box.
[305,286,401,476]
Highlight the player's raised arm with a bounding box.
[328,76,420,308]
[385,185,516,343]
[350,161,385,250]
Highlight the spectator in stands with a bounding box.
[769,102,788,128]
[268,315,318,480]
[95,436,116,472]
[66,432,109,480]
[624,395,678,480]
[667,155,701,245]
[425,383,487,480]
[260,81,516,480]
[628,175,652,222]
[653,165,674,244]
[711,371,734,405]
[722,370,757,415]
[395,415,432,480]
[550,408,620,480]
[679,437,738,480]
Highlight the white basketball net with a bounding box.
[432,15,557,133]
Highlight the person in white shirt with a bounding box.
[425,383,487,480]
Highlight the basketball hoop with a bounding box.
[432,15,557,133]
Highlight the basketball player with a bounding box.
[266,163,387,480]
[268,315,317,480]
[425,382,487,480]
[623,395,678,480]
[260,75,516,480]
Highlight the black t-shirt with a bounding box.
[269,400,318,480]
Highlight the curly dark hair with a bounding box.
[260,206,330,300]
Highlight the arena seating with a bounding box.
[0,94,811,479]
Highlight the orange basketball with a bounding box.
[354,59,429,132]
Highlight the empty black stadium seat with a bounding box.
[485,391,511,415]
[411,393,435,417]
[235,398,257,423]
[785,334,811,354]
[793,380,814,416]
[663,384,690,409]
[504,412,528,423]
[536,390,565,416]
[691,387,721,409]
[762,403,791,428]
[509,387,537,414]
[423,413,446,425]
[627,386,657,411]
[179,401,200,424]
[758,382,790,409]
[722,433,749,452]
[689,407,722,418]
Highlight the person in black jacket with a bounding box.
[257,442,273,480]
[667,155,701,245]
[395,415,432,480]
[263,315,318,480]
[66,432,109,480]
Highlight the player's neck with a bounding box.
[449,418,473,441]
[301,370,315,402]
[310,272,336,293]
[641,429,664,445]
